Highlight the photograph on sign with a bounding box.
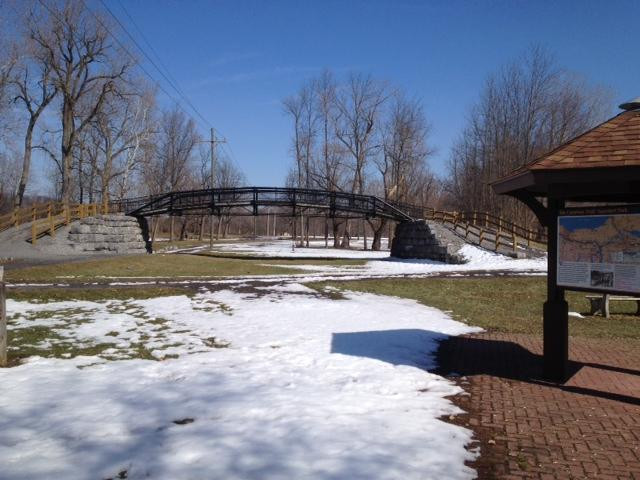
[557,213,640,294]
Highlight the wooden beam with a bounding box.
[543,197,569,382]
[510,191,549,227]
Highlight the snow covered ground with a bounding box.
[1,285,482,480]
[189,240,547,279]
[209,238,392,259]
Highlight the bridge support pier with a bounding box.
[391,220,466,263]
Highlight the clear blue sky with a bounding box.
[98,0,640,186]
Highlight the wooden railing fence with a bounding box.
[427,209,547,253]
[0,202,110,245]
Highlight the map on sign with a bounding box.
[557,213,640,294]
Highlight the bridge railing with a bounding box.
[111,187,414,221]
[108,187,546,246]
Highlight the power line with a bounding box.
[36,0,235,163]
[38,0,185,123]
[98,0,215,134]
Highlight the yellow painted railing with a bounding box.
[0,202,110,245]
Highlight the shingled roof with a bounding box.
[493,106,640,201]
[526,109,640,170]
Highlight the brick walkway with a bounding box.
[435,333,640,479]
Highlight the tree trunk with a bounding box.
[151,218,159,243]
[362,219,368,250]
[179,217,188,240]
[216,215,223,240]
[223,216,230,238]
[369,218,387,251]
[170,216,175,241]
[15,119,36,208]
[341,220,351,248]
[340,229,351,248]
[198,216,205,241]
[332,219,341,248]
[61,98,74,204]
[324,216,329,248]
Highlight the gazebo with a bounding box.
[492,99,640,381]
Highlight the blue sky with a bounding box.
[98,0,639,186]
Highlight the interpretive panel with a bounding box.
[557,207,640,294]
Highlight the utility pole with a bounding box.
[208,128,226,250]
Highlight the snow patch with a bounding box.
[1,286,480,480]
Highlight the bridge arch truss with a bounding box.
[112,187,420,223]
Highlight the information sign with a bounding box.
[557,206,640,294]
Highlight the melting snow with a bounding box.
[1,286,481,480]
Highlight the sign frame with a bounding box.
[556,204,640,296]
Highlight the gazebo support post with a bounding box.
[542,197,568,382]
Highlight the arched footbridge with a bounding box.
[111,187,419,222]
[1,187,548,249]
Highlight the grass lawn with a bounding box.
[8,286,191,302]
[4,254,365,283]
[310,276,640,339]
[152,238,247,252]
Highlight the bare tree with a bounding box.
[90,85,155,204]
[28,0,131,203]
[11,46,57,207]
[369,94,433,249]
[0,152,20,212]
[216,156,246,238]
[146,106,199,240]
[283,81,317,245]
[334,73,387,247]
[311,70,349,247]
[446,47,611,227]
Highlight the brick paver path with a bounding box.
[436,333,640,479]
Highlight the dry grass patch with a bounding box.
[5,253,308,283]
[310,276,640,340]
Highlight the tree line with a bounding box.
[283,49,612,248]
[283,70,439,249]
[0,0,245,221]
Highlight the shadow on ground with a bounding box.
[331,329,448,370]
[332,329,640,406]
[434,334,640,406]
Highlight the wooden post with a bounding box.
[31,220,37,245]
[0,266,6,367]
[543,197,568,382]
[48,207,55,237]
[12,207,19,227]
[512,231,517,254]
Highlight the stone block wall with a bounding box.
[391,220,466,263]
[67,214,149,254]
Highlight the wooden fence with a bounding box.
[0,202,110,245]
[428,210,546,254]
